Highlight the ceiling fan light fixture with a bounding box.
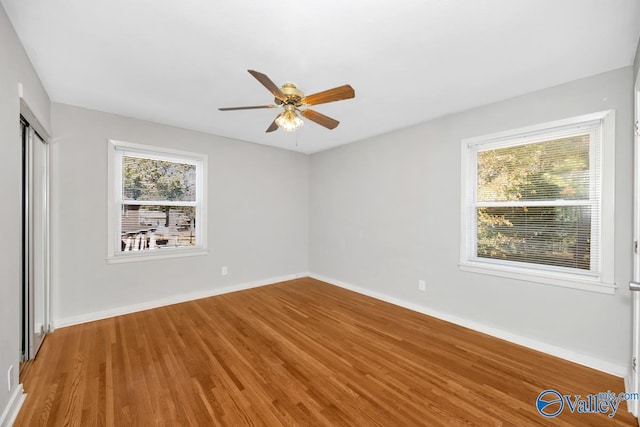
[219,70,354,133]
[275,105,303,132]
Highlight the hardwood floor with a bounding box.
[15,277,637,426]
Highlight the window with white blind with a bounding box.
[460,111,616,294]
[107,140,207,263]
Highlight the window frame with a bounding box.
[459,110,616,294]
[107,139,208,263]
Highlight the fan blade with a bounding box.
[219,105,277,111]
[248,70,286,101]
[266,119,278,133]
[300,109,340,130]
[301,85,355,106]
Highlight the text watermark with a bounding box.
[536,389,639,419]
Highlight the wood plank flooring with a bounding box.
[15,277,637,426]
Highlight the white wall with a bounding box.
[51,103,308,325]
[0,3,51,422]
[309,67,634,372]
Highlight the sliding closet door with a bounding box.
[22,117,49,360]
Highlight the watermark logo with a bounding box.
[535,389,638,419]
[536,389,564,418]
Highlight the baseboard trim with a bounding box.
[309,273,628,378]
[53,271,628,377]
[624,375,636,415]
[54,273,308,328]
[0,385,25,427]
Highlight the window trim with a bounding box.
[459,110,616,294]
[107,139,208,263]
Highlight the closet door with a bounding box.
[22,117,49,360]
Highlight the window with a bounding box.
[460,111,615,294]
[107,140,207,262]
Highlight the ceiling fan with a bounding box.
[219,70,355,133]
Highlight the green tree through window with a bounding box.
[123,156,195,202]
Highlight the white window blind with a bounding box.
[460,111,615,293]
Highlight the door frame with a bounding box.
[631,70,640,418]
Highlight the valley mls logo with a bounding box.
[536,389,624,419]
[536,390,565,417]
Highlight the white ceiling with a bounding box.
[2,0,639,154]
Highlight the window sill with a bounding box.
[458,260,616,295]
[106,248,208,264]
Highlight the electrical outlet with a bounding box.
[418,280,426,291]
[7,365,13,391]
[221,266,228,276]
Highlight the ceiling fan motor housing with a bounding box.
[279,83,303,105]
